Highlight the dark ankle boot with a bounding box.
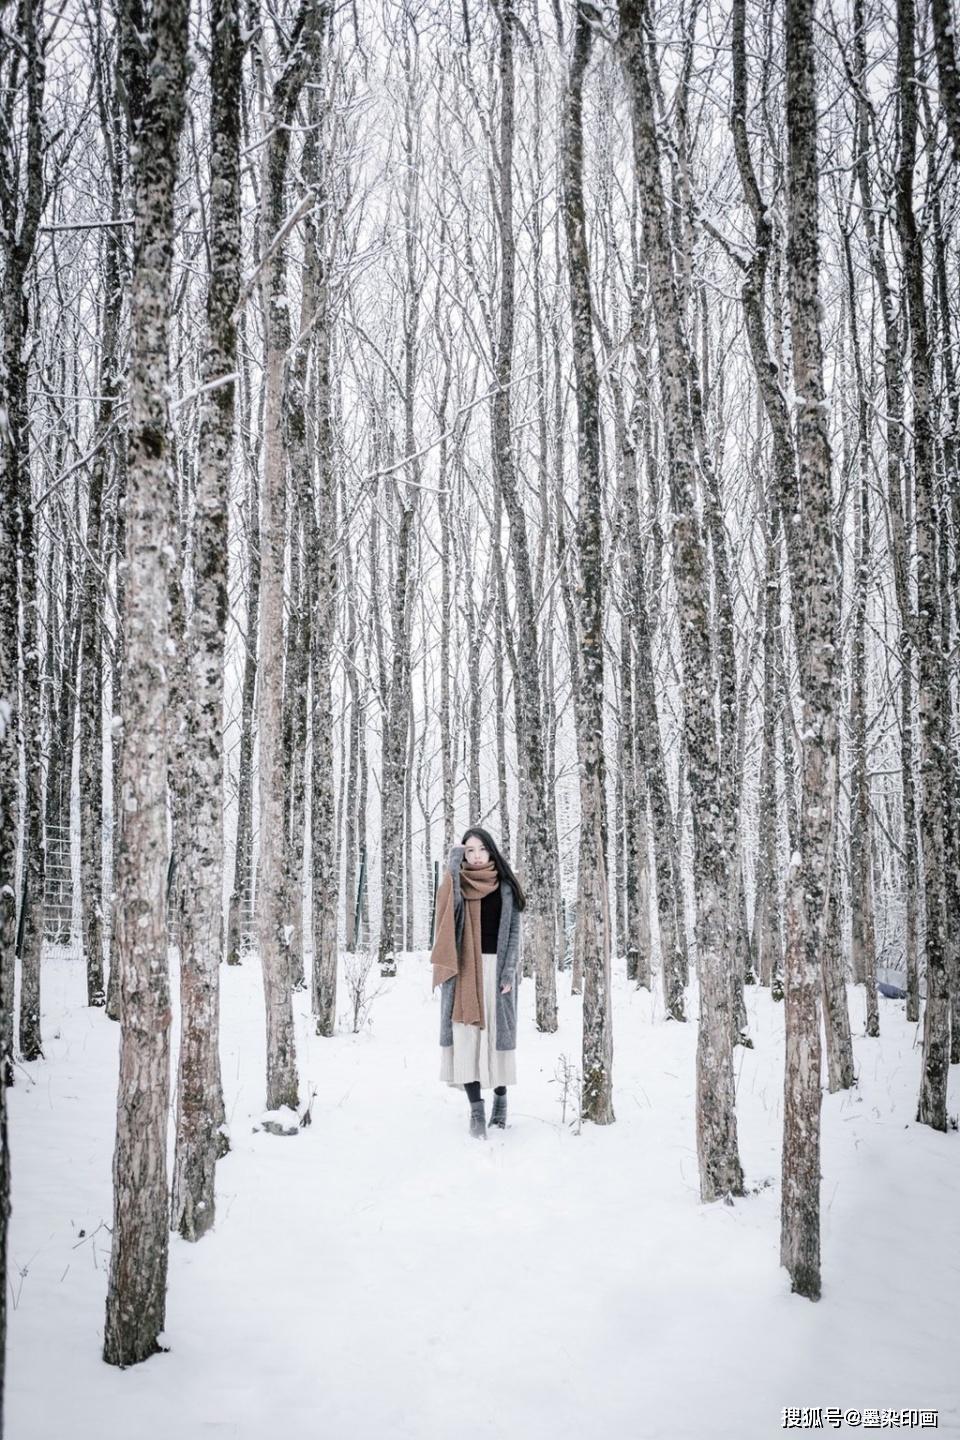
[490,1091,507,1128]
[469,1099,487,1139]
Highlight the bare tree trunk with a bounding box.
[78,229,121,1008]
[0,1013,6,1432]
[309,213,339,1035]
[595,248,651,992]
[378,493,416,977]
[614,672,627,967]
[42,543,79,948]
[357,722,369,946]
[223,82,264,911]
[342,486,361,952]
[282,521,308,990]
[165,412,190,968]
[227,449,259,966]
[562,4,612,1123]
[255,0,326,1110]
[820,472,854,1092]
[730,0,805,1025]
[378,21,422,976]
[632,413,686,1018]
[82,15,129,1013]
[493,500,511,850]
[103,0,189,1366]
[619,588,651,989]
[102,0,147,1026]
[491,0,557,1032]
[105,452,128,1023]
[2,0,46,1065]
[754,490,783,991]
[840,219,879,1037]
[467,575,482,820]
[928,182,960,1066]
[931,0,960,161]
[851,0,919,1024]
[822,774,855,1092]
[779,0,839,1300]
[16,484,46,1054]
[683,293,746,1050]
[439,480,455,857]
[620,0,741,1195]
[369,464,388,954]
[492,513,525,863]
[896,0,951,1132]
[404,688,416,950]
[0,0,45,1405]
[0,299,12,1440]
[170,0,240,1241]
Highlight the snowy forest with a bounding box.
[1,0,959,1433]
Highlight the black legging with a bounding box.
[464,1082,506,1103]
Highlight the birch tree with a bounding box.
[1,0,46,1065]
[103,0,189,1367]
[619,0,743,1201]
[170,0,242,1241]
[490,0,558,1032]
[778,0,840,1300]
[895,0,951,1133]
[562,3,613,1123]
[378,12,422,978]
[255,0,327,1109]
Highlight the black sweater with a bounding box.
[480,885,502,954]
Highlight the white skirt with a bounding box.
[439,951,517,1089]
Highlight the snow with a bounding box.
[258,1105,299,1137]
[8,954,960,1440]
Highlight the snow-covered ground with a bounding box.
[8,951,960,1439]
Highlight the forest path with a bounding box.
[8,952,959,1439]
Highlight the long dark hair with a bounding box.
[461,826,526,911]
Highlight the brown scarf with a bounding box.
[431,859,500,1029]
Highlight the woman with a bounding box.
[430,826,526,1138]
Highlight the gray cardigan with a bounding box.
[438,844,522,1051]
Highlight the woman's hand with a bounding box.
[500,981,512,994]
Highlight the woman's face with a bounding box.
[464,836,490,867]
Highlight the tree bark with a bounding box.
[896,0,951,1132]
[255,0,326,1107]
[170,0,240,1242]
[78,222,122,1008]
[0,0,45,1408]
[631,344,687,1017]
[281,519,308,990]
[850,0,920,1025]
[491,0,557,1033]
[620,0,742,1196]
[342,480,362,952]
[2,0,46,1065]
[82,10,131,1013]
[841,220,879,1037]
[378,491,416,977]
[42,540,78,947]
[779,0,839,1300]
[931,0,960,161]
[307,169,339,1035]
[227,449,259,966]
[0,1017,6,1432]
[753,490,783,992]
[103,0,189,1366]
[562,4,613,1123]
